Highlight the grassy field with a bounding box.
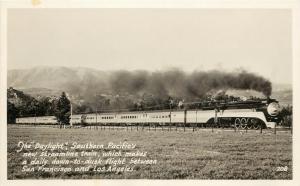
[7,125,292,179]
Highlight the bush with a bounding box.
[279,105,293,127]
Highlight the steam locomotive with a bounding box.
[15,98,281,129]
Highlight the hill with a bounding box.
[8,66,110,95]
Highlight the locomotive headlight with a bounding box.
[267,102,281,116]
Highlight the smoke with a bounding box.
[108,69,272,99]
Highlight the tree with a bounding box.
[38,97,54,116]
[7,101,18,124]
[54,92,71,127]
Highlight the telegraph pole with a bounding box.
[96,107,98,125]
[70,97,73,127]
[169,102,172,131]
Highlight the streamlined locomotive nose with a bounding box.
[267,102,281,116]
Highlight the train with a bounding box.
[15,98,282,129]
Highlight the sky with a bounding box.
[7,9,292,84]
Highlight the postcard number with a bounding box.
[276,166,288,172]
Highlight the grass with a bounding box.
[7,125,292,179]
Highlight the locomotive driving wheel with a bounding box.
[240,118,248,129]
[234,118,241,128]
[247,118,253,129]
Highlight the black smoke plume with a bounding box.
[108,69,272,100]
[71,68,273,112]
